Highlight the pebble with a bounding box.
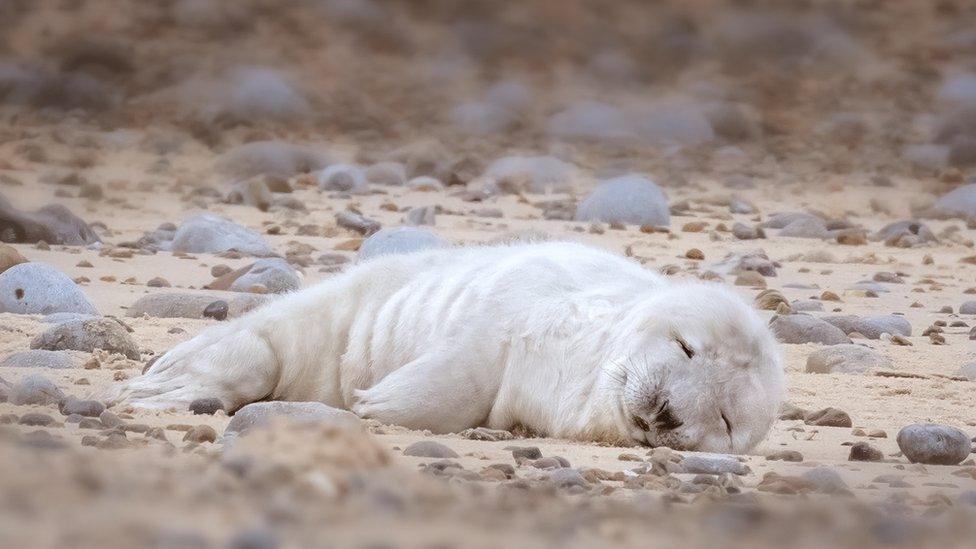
[335,210,381,236]
[405,206,436,226]
[958,363,976,380]
[0,197,101,245]
[146,277,171,288]
[189,398,224,415]
[848,442,884,462]
[483,155,576,194]
[960,301,976,315]
[575,174,670,227]
[170,213,273,256]
[823,315,912,339]
[799,467,847,494]
[0,262,98,315]
[766,450,803,462]
[548,468,589,489]
[0,349,74,369]
[770,314,850,345]
[212,258,301,294]
[804,407,853,428]
[507,446,543,461]
[0,243,27,274]
[9,374,65,406]
[805,344,891,374]
[183,425,218,444]
[30,317,140,360]
[680,453,749,476]
[203,300,229,321]
[224,401,360,436]
[358,227,449,261]
[99,410,124,429]
[58,396,105,417]
[896,424,972,465]
[19,412,58,427]
[402,440,459,459]
[318,164,369,193]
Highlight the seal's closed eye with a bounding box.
[675,335,695,359]
[655,401,683,431]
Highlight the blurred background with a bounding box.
[0,0,974,188]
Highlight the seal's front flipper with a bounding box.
[351,351,499,433]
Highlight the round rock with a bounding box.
[805,344,891,374]
[170,213,272,256]
[30,318,140,360]
[126,292,268,320]
[0,262,97,315]
[575,174,670,227]
[402,440,460,459]
[896,423,971,465]
[9,374,65,406]
[225,401,360,437]
[770,315,850,345]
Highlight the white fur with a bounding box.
[117,242,784,453]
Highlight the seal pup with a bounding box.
[117,242,783,453]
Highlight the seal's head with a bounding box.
[607,282,783,454]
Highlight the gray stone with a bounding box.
[358,227,449,261]
[896,424,971,465]
[960,301,976,315]
[0,262,97,315]
[335,210,381,236]
[770,315,850,345]
[0,194,100,245]
[189,398,224,415]
[575,174,670,227]
[126,292,269,320]
[805,344,891,374]
[762,212,826,230]
[874,220,937,246]
[0,350,74,369]
[958,363,976,381]
[404,206,436,226]
[790,299,823,312]
[804,407,853,428]
[849,442,883,462]
[317,164,368,193]
[548,467,588,489]
[170,213,272,256]
[226,177,273,212]
[10,374,64,406]
[711,249,777,277]
[777,217,830,239]
[58,397,105,417]
[225,401,360,436]
[364,162,407,186]
[402,440,460,459]
[930,183,976,219]
[228,258,300,294]
[30,317,140,360]
[802,467,848,494]
[824,315,911,339]
[680,453,749,475]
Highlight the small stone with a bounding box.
[19,412,58,427]
[685,248,705,260]
[98,410,124,428]
[0,349,74,369]
[805,344,891,374]
[802,467,848,493]
[146,277,171,288]
[766,450,804,462]
[770,315,850,345]
[224,401,360,436]
[10,374,65,406]
[849,442,883,462]
[211,265,232,278]
[680,453,749,475]
[507,446,543,461]
[804,407,853,428]
[0,262,98,315]
[183,425,218,444]
[203,300,229,321]
[896,424,971,465]
[58,397,105,417]
[188,398,224,415]
[30,318,140,360]
[548,468,588,489]
[402,440,459,458]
